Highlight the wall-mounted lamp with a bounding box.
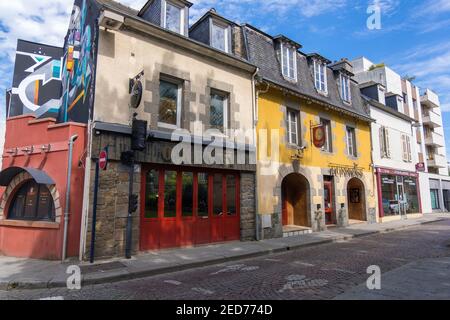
[341,203,345,209]
[316,204,321,210]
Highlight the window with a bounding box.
[281,43,297,80]
[401,134,412,162]
[197,173,208,217]
[211,22,229,52]
[379,126,391,158]
[164,171,177,217]
[159,79,182,129]
[314,60,327,93]
[320,118,332,152]
[340,73,351,102]
[164,1,184,34]
[431,189,440,210]
[226,175,237,216]
[346,126,357,157]
[8,180,55,222]
[287,109,299,145]
[145,170,159,218]
[182,172,193,217]
[210,91,228,132]
[213,174,223,216]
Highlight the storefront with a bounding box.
[140,165,241,250]
[376,167,422,218]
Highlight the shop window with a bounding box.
[164,171,177,217]
[8,180,55,222]
[403,177,419,213]
[197,173,209,217]
[431,189,440,210]
[213,174,223,216]
[182,172,193,217]
[226,175,237,216]
[145,170,159,218]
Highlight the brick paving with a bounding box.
[1,219,450,300]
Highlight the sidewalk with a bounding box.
[1,213,448,291]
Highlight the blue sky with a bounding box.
[1,0,450,158]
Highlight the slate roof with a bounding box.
[242,24,373,122]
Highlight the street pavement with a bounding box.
[1,219,450,300]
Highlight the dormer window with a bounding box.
[211,21,230,53]
[281,43,297,81]
[314,60,327,93]
[164,0,185,35]
[340,73,351,102]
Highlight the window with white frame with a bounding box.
[164,1,184,35]
[401,134,412,162]
[320,118,332,152]
[211,22,229,53]
[159,78,182,129]
[346,126,357,157]
[281,43,297,80]
[379,126,391,158]
[210,90,229,133]
[340,73,351,102]
[314,60,327,93]
[287,109,300,145]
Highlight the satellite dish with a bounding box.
[130,79,143,109]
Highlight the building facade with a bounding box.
[241,26,377,239]
[352,57,450,216]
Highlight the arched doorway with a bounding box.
[281,173,310,228]
[347,178,366,221]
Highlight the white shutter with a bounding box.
[379,127,385,158]
[385,127,391,158]
[407,136,412,162]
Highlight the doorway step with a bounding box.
[283,225,313,238]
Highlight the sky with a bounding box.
[0,0,450,158]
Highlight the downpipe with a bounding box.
[62,134,79,262]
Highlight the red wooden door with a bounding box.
[210,174,225,243]
[194,172,211,245]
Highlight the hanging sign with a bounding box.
[416,162,425,172]
[312,125,326,148]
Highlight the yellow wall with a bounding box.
[257,89,372,171]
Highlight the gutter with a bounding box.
[62,134,78,262]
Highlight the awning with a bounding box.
[0,167,55,186]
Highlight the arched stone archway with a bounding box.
[281,173,311,228]
[347,177,366,221]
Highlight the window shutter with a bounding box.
[407,136,412,162]
[379,127,385,158]
[385,127,391,158]
[401,135,406,161]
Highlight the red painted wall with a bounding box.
[0,115,87,260]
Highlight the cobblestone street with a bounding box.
[1,220,450,300]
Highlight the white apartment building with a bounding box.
[352,57,450,215]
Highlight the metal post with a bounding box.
[125,152,135,259]
[90,160,100,264]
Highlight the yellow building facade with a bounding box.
[256,86,378,238]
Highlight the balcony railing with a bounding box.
[423,110,442,128]
[425,131,444,147]
[427,153,447,168]
[421,89,440,109]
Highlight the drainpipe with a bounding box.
[62,134,79,262]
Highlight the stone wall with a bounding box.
[84,160,141,259]
[240,172,256,241]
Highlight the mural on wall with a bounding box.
[9,40,63,119]
[59,0,100,123]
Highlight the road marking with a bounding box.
[293,261,315,267]
[164,280,182,286]
[321,268,357,274]
[278,275,328,293]
[265,258,282,262]
[39,296,64,300]
[210,264,259,275]
[192,287,214,295]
